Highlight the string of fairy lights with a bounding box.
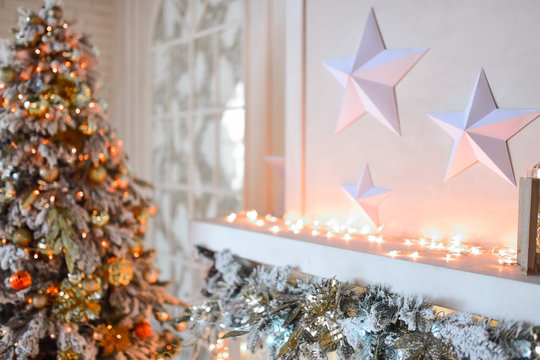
[224,210,518,266]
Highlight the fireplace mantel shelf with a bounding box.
[191,219,540,323]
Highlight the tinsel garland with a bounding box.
[181,247,540,360]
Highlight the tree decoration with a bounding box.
[31,293,49,308]
[0,180,16,202]
[52,273,102,323]
[106,257,133,286]
[39,165,59,182]
[429,69,540,185]
[97,324,132,356]
[0,1,182,358]
[0,66,16,84]
[78,120,97,136]
[56,347,81,360]
[12,227,32,247]
[88,166,107,184]
[134,321,153,339]
[24,95,49,117]
[185,248,540,360]
[323,8,428,135]
[9,270,32,291]
[155,311,170,322]
[90,209,110,227]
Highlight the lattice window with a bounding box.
[150,0,245,303]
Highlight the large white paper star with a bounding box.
[343,165,391,226]
[324,8,428,135]
[429,69,540,186]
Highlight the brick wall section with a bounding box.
[0,0,114,106]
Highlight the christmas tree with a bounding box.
[0,1,183,359]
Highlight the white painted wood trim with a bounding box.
[191,219,540,324]
[284,0,305,217]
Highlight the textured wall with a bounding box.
[300,0,540,248]
[0,0,114,108]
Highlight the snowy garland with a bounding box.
[182,247,540,360]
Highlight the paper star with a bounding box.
[324,8,428,135]
[343,165,391,226]
[429,69,540,185]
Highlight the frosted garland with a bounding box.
[182,248,540,360]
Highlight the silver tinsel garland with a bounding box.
[182,247,540,360]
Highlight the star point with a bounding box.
[343,165,391,226]
[324,9,428,135]
[429,69,540,186]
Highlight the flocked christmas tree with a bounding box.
[0,1,184,359]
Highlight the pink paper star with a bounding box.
[429,69,540,186]
[324,8,428,135]
[343,165,391,226]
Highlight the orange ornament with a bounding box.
[134,321,152,339]
[10,270,32,290]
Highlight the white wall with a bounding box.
[287,0,540,248]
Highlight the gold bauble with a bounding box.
[1,67,16,84]
[144,270,159,284]
[173,321,188,332]
[0,181,16,202]
[39,165,59,182]
[75,81,92,107]
[106,257,134,286]
[32,293,49,308]
[44,76,77,107]
[57,347,81,360]
[26,15,42,25]
[78,120,97,135]
[24,96,49,117]
[81,278,100,292]
[155,311,169,322]
[88,166,107,183]
[12,227,32,247]
[22,189,40,208]
[91,210,110,227]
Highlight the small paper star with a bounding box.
[429,69,540,185]
[324,8,428,135]
[343,165,391,226]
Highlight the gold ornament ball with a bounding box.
[0,181,16,202]
[32,293,49,308]
[91,210,110,227]
[155,311,169,322]
[12,228,32,247]
[107,257,134,286]
[1,66,16,84]
[24,96,49,117]
[45,76,77,107]
[81,278,100,292]
[75,81,92,107]
[88,166,107,183]
[134,321,152,339]
[26,15,42,25]
[174,321,187,332]
[39,165,59,182]
[144,270,159,284]
[78,120,97,136]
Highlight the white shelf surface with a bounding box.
[191,219,540,324]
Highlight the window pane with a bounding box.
[219,26,244,107]
[195,114,216,188]
[219,109,245,190]
[194,35,216,109]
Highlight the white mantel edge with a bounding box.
[191,219,540,324]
